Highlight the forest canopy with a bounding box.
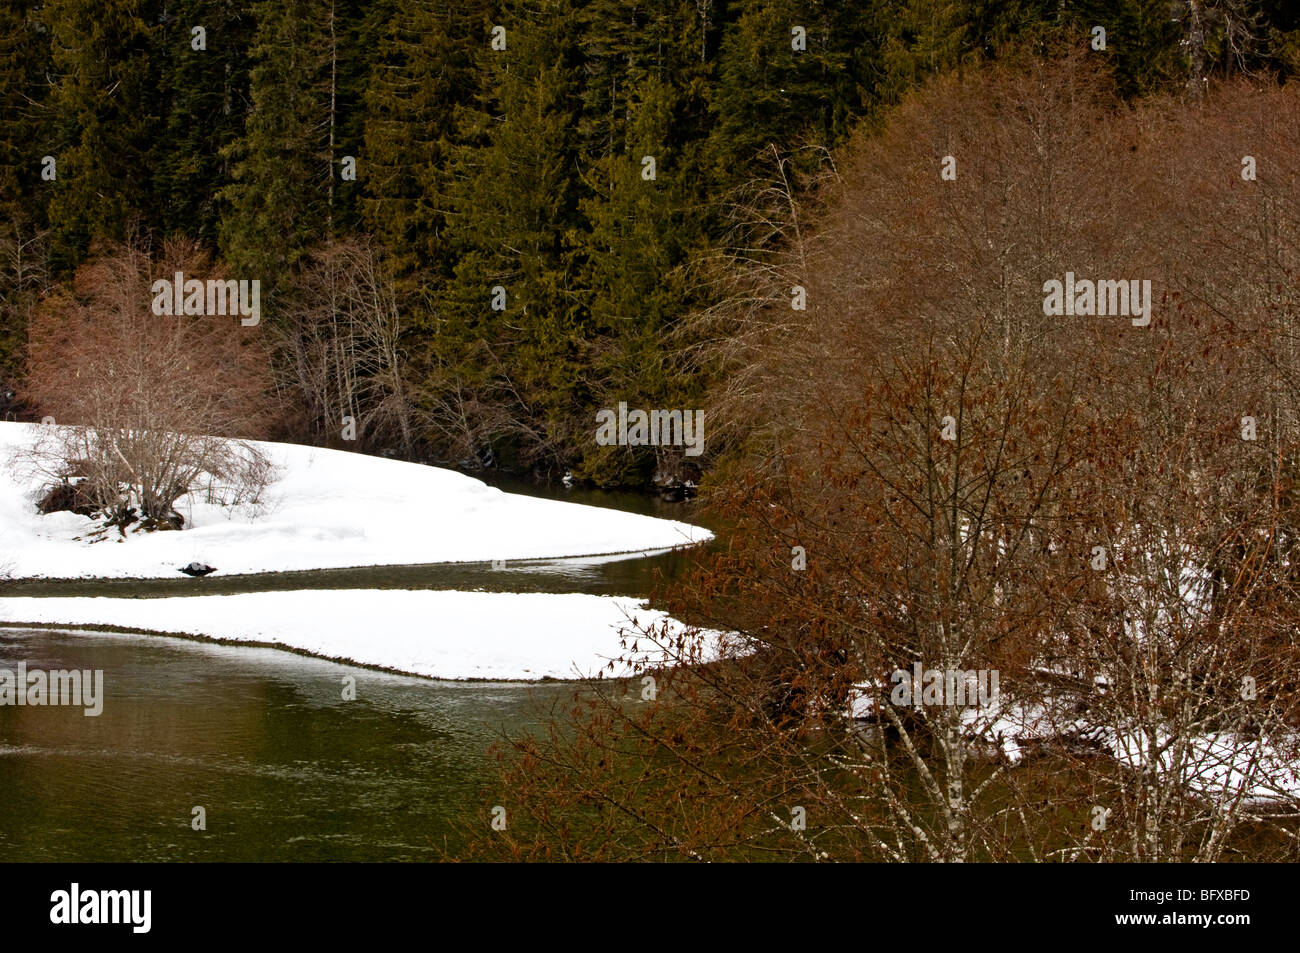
[5,0,1300,486]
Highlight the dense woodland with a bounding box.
[4,0,1300,487]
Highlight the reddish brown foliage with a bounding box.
[471,57,1300,862]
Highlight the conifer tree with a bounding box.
[574,0,713,482]
[361,0,490,300]
[154,0,255,244]
[0,0,51,233]
[436,1,587,468]
[219,0,343,281]
[0,0,53,379]
[1065,0,1182,97]
[42,0,162,268]
[706,0,874,188]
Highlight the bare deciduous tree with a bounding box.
[19,240,277,532]
[275,237,418,456]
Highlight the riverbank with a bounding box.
[0,589,727,681]
[0,422,712,580]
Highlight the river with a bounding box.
[0,481,706,861]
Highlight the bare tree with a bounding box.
[0,222,50,395]
[19,240,277,532]
[276,237,417,455]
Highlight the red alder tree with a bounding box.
[19,240,278,530]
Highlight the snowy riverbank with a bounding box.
[0,590,723,681]
[0,422,711,580]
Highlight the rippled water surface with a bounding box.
[0,626,579,861]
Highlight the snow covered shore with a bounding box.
[0,422,712,580]
[0,590,715,681]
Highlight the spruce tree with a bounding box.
[154,0,255,244]
[42,0,163,269]
[361,0,490,299]
[0,0,53,382]
[706,0,873,188]
[573,0,713,482]
[0,0,52,232]
[436,0,587,469]
[219,0,343,281]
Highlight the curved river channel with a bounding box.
[0,482,706,861]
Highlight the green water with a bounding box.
[0,627,589,860]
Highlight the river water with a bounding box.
[0,481,706,861]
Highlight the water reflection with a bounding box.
[0,627,576,861]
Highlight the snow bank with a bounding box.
[0,422,711,579]
[0,590,717,681]
[972,696,1300,804]
[844,676,1300,804]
